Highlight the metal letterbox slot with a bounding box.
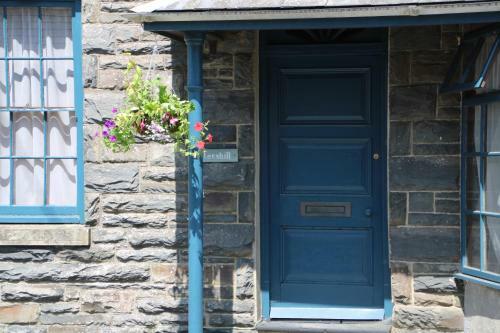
[300,202,352,217]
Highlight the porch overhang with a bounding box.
[128,0,500,37]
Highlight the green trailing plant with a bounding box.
[98,61,212,158]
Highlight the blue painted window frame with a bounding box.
[461,95,500,285]
[441,24,500,94]
[0,0,83,224]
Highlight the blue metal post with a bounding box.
[184,31,205,333]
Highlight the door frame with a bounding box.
[258,31,392,321]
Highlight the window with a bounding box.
[0,2,83,223]
[443,24,500,284]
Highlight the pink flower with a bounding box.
[196,141,205,149]
[206,133,213,143]
[194,122,203,132]
[94,131,100,138]
[140,120,146,131]
[170,117,179,125]
[112,107,118,114]
[109,135,117,142]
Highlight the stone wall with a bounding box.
[389,25,465,332]
[0,3,479,331]
[0,1,257,332]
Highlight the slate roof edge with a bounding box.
[127,1,500,23]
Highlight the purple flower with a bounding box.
[109,135,117,142]
[102,130,109,137]
[104,119,116,129]
[112,107,118,114]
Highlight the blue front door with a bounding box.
[263,44,387,320]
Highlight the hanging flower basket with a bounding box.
[98,61,212,158]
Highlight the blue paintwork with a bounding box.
[455,273,500,290]
[144,11,500,33]
[184,31,205,333]
[260,40,388,320]
[0,0,84,223]
[459,68,500,283]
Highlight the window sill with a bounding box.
[455,273,500,290]
[256,319,392,333]
[0,224,89,246]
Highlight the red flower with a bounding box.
[196,141,206,149]
[194,122,203,132]
[206,133,213,143]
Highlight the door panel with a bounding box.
[266,46,387,319]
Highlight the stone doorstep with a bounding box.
[256,319,392,333]
[0,225,90,246]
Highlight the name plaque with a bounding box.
[203,149,238,163]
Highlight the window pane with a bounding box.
[9,60,41,109]
[466,105,482,153]
[46,158,75,206]
[478,36,500,93]
[7,8,39,58]
[43,60,74,108]
[13,111,43,157]
[13,158,43,205]
[485,216,500,274]
[42,8,72,57]
[0,60,5,108]
[47,111,76,156]
[0,159,9,205]
[0,8,3,55]
[466,214,481,269]
[486,102,500,153]
[466,157,481,211]
[0,112,9,156]
[485,157,500,213]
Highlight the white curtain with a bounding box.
[0,7,75,206]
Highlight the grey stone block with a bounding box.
[390,85,436,121]
[238,192,255,223]
[435,199,460,213]
[413,120,460,143]
[209,125,237,143]
[208,313,254,328]
[390,227,459,262]
[85,163,139,193]
[204,224,254,257]
[205,192,237,213]
[204,90,254,125]
[128,229,187,248]
[414,276,458,293]
[57,249,114,263]
[409,192,434,212]
[238,125,254,157]
[83,25,115,54]
[102,194,183,213]
[394,305,464,331]
[236,259,254,300]
[2,286,64,302]
[116,249,177,262]
[40,302,79,314]
[102,213,179,228]
[408,213,459,226]
[91,229,125,244]
[0,250,53,263]
[137,298,187,314]
[204,161,255,190]
[413,143,460,155]
[390,192,407,226]
[390,122,411,156]
[235,53,253,88]
[390,52,410,86]
[390,156,459,191]
[390,26,441,51]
